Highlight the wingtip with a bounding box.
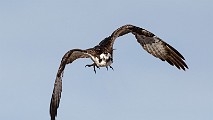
[50,99,57,120]
[166,43,185,60]
[184,65,189,71]
[178,61,189,71]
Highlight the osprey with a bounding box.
[50,24,188,120]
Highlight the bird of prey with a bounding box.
[49,24,188,120]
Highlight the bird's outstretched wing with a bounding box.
[50,49,90,120]
[99,24,188,70]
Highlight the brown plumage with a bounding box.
[50,24,188,120]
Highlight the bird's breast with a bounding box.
[92,53,113,67]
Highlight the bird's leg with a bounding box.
[109,65,114,71]
[106,65,113,71]
[85,63,94,67]
[85,63,99,74]
[93,65,97,74]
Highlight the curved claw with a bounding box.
[106,66,114,71]
[85,64,93,67]
[93,66,97,74]
[85,63,99,74]
[110,66,114,71]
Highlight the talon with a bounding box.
[110,66,114,71]
[93,65,96,74]
[85,63,99,74]
[97,66,100,69]
[94,66,100,73]
[85,64,93,67]
[106,66,114,71]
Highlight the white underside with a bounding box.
[91,53,112,67]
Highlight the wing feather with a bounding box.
[166,45,188,70]
[50,49,90,120]
[100,24,188,70]
[135,34,188,70]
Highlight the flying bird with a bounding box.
[49,24,188,120]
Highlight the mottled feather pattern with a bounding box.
[50,24,188,120]
[135,34,167,58]
[50,49,90,120]
[105,24,188,70]
[50,76,62,120]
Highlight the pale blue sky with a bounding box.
[0,0,212,120]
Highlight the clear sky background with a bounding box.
[0,0,212,120]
